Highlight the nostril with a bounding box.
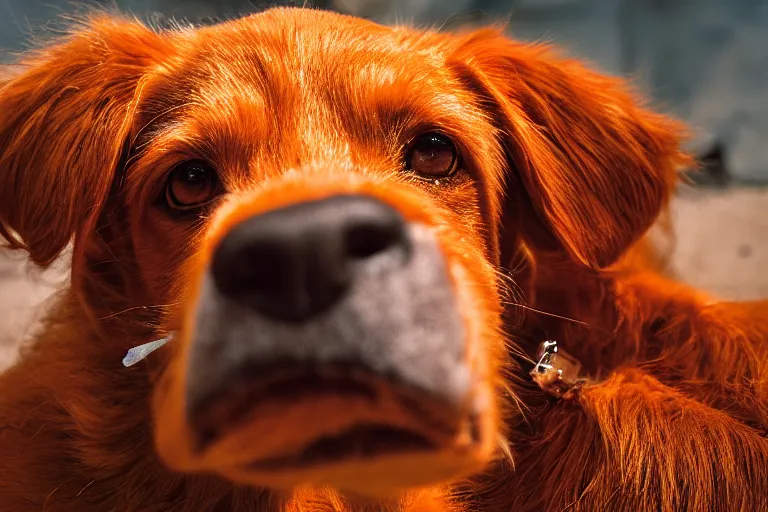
[345,221,403,260]
[343,201,409,262]
[212,239,289,301]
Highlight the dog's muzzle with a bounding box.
[177,194,485,493]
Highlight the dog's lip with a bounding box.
[188,362,465,455]
[241,424,436,471]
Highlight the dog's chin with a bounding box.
[182,362,496,496]
[200,387,496,496]
[154,223,499,495]
[220,434,493,498]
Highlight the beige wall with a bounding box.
[670,187,768,300]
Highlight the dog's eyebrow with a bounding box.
[133,103,196,149]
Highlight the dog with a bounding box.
[1,7,766,512]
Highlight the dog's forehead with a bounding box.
[200,8,448,66]
[139,8,477,180]
[183,8,453,101]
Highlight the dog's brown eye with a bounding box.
[405,132,459,178]
[166,161,219,211]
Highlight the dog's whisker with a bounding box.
[495,433,516,470]
[95,230,119,264]
[499,375,531,419]
[44,483,65,505]
[504,340,536,366]
[75,479,96,498]
[98,303,180,321]
[504,302,594,329]
[494,268,529,303]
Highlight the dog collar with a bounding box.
[122,335,173,367]
[530,340,588,400]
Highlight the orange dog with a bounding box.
[1,8,766,511]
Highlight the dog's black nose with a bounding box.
[211,195,409,323]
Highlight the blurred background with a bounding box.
[1,0,767,365]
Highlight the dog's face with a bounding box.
[0,8,686,497]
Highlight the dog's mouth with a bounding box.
[189,364,457,454]
[189,364,467,468]
[243,424,435,471]
[169,362,492,495]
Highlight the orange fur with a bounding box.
[0,7,766,511]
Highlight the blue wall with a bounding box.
[2,0,767,182]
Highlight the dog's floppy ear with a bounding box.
[0,16,174,266]
[451,29,691,269]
